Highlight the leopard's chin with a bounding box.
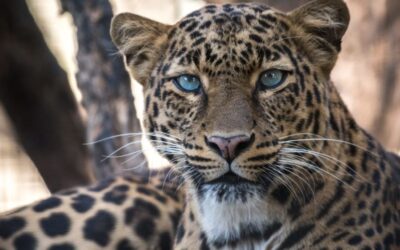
[196,178,266,205]
[196,181,278,248]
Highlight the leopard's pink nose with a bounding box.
[206,135,253,163]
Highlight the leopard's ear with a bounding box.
[111,13,171,85]
[289,0,350,74]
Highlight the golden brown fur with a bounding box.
[111,0,400,249]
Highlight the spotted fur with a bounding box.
[1,1,399,249]
[111,0,400,249]
[0,168,184,250]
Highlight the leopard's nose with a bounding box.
[206,134,254,163]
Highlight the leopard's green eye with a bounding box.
[173,75,201,92]
[259,69,286,89]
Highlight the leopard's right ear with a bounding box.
[111,13,171,85]
[289,0,350,75]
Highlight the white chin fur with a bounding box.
[197,184,273,246]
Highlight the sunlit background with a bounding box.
[0,0,204,212]
[0,0,399,212]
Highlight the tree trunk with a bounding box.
[0,0,94,192]
[60,0,147,179]
[370,0,400,148]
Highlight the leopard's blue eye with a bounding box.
[173,75,201,92]
[259,69,286,89]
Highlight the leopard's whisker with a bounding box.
[279,132,325,140]
[266,164,304,205]
[102,139,184,162]
[278,154,318,203]
[281,145,371,184]
[279,156,357,191]
[279,141,376,187]
[120,158,148,172]
[280,153,322,217]
[120,151,150,166]
[115,145,184,166]
[100,140,144,162]
[276,159,312,204]
[85,131,180,145]
[162,162,183,190]
[102,148,145,159]
[279,138,380,158]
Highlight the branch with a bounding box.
[60,0,147,178]
[0,0,94,192]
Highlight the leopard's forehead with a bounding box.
[176,3,287,33]
[163,3,293,76]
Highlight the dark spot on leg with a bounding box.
[84,210,116,247]
[33,197,62,212]
[116,238,136,250]
[0,217,26,239]
[125,198,160,225]
[135,218,155,240]
[40,213,70,237]
[136,186,167,203]
[103,185,129,205]
[158,232,172,250]
[71,194,95,213]
[13,233,37,250]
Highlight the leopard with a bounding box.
[109,0,400,249]
[0,0,399,250]
[0,168,184,250]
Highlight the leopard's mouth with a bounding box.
[198,172,265,203]
[196,167,274,203]
[207,171,256,185]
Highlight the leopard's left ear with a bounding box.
[289,0,350,74]
[111,13,171,85]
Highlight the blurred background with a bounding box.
[0,0,399,212]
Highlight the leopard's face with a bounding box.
[136,3,347,196]
[144,5,325,198]
[111,0,349,241]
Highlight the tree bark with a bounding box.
[0,0,94,192]
[60,0,147,179]
[371,0,400,148]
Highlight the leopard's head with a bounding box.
[111,0,350,231]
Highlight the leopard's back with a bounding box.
[0,168,184,250]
